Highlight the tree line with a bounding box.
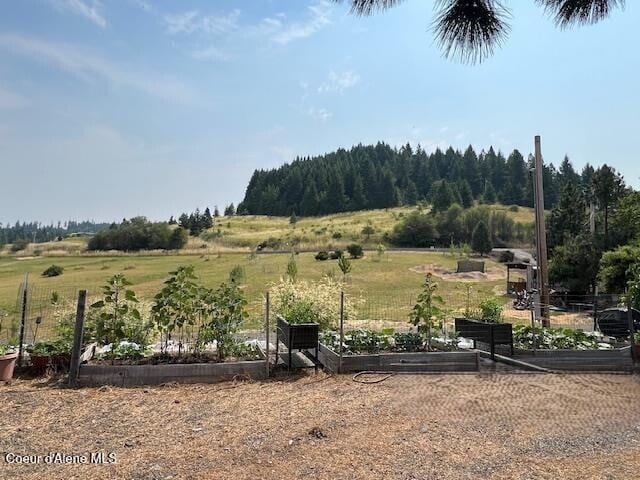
[238,142,592,216]
[87,217,188,252]
[388,204,533,251]
[0,220,111,246]
[547,164,639,294]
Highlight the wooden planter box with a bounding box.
[277,316,319,350]
[77,359,267,387]
[513,347,633,372]
[317,343,480,374]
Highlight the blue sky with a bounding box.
[0,0,638,223]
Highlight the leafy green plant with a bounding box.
[90,274,146,361]
[42,265,64,277]
[198,283,248,361]
[338,255,351,279]
[96,341,150,361]
[375,243,387,261]
[280,298,320,325]
[0,344,16,356]
[476,298,504,323]
[623,262,640,310]
[270,278,355,330]
[513,325,601,350]
[151,266,202,353]
[285,253,298,282]
[26,340,70,356]
[229,264,246,284]
[409,273,444,351]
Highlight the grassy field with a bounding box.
[0,250,506,326]
[0,204,536,338]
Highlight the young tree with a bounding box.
[224,203,236,216]
[471,221,492,256]
[483,182,497,204]
[203,207,214,229]
[338,255,352,280]
[289,212,298,226]
[547,182,587,249]
[432,180,454,212]
[549,234,600,294]
[408,273,444,351]
[458,180,474,209]
[591,164,626,247]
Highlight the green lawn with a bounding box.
[0,251,505,322]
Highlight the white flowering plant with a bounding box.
[269,278,357,330]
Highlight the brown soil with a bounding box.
[411,263,507,282]
[2,373,639,479]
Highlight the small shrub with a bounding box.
[11,239,29,252]
[508,205,519,212]
[315,251,330,261]
[332,232,342,239]
[470,298,504,323]
[338,255,352,278]
[229,264,246,284]
[347,243,364,259]
[330,250,343,260]
[42,265,64,277]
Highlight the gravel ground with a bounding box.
[1,372,639,479]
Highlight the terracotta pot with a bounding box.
[0,352,18,381]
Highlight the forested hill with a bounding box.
[238,143,592,217]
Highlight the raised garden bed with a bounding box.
[317,343,480,373]
[75,343,267,386]
[512,347,633,373]
[77,359,267,387]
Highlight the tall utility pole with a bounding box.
[534,136,550,327]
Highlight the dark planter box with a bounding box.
[277,316,319,350]
[455,317,513,358]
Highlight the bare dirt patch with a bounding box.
[411,263,507,282]
[1,373,639,479]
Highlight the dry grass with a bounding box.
[1,373,639,479]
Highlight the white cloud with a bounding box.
[307,106,332,122]
[50,0,107,28]
[164,9,240,36]
[191,46,231,62]
[0,86,27,110]
[271,1,332,45]
[318,70,360,94]
[0,34,196,105]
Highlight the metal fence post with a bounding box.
[593,286,599,331]
[628,296,637,364]
[17,274,29,368]
[265,292,270,378]
[68,290,87,387]
[339,291,344,374]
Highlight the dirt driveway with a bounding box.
[1,373,639,479]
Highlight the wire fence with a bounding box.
[3,277,635,367]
